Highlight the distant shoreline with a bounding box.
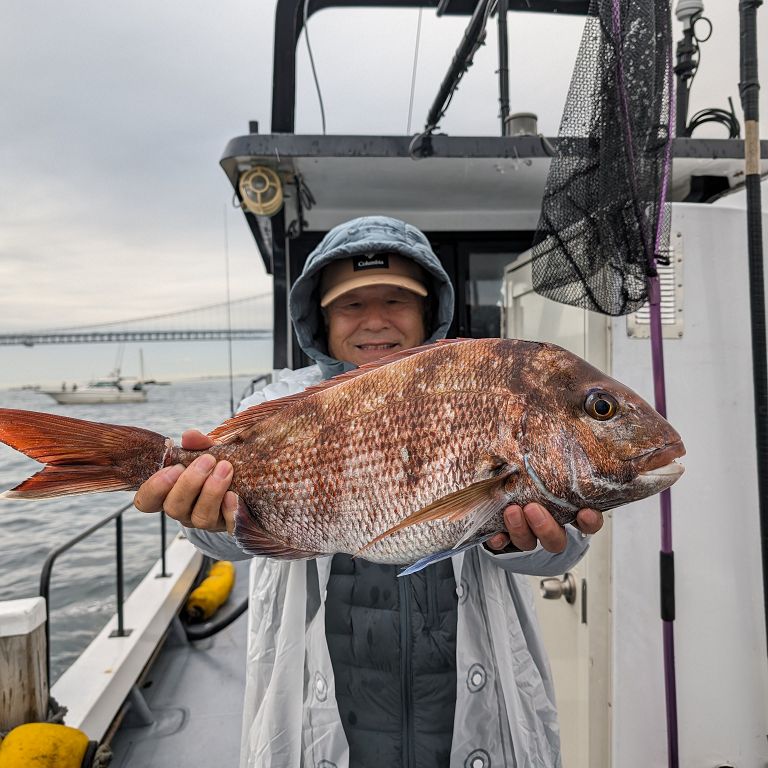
[5,371,270,393]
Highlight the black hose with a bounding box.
[684,97,741,139]
[184,596,249,641]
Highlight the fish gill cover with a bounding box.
[532,0,673,316]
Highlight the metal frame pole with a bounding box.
[112,515,128,638]
[160,511,169,578]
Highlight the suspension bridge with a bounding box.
[0,295,273,347]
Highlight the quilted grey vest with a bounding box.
[325,554,459,768]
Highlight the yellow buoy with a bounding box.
[184,560,236,622]
[0,722,90,768]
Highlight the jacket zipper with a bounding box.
[399,577,414,768]
[426,567,439,630]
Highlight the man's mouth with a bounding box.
[356,343,400,351]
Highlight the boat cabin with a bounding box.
[217,1,768,766]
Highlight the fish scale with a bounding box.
[229,381,513,562]
[0,338,685,572]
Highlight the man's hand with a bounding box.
[133,430,239,534]
[485,504,604,554]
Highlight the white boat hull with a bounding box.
[41,390,147,405]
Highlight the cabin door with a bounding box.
[502,256,612,768]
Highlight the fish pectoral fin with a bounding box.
[355,470,516,557]
[451,504,503,549]
[234,511,322,561]
[397,534,494,577]
[451,468,520,548]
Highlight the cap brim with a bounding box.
[321,276,428,308]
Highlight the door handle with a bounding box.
[540,572,577,604]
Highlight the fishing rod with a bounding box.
[737,0,768,663]
[646,109,679,768]
[531,0,681,762]
[410,0,496,157]
[614,2,678,760]
[224,204,236,418]
[643,7,678,763]
[497,0,510,134]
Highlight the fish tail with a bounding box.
[0,409,171,499]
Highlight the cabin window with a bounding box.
[466,251,519,339]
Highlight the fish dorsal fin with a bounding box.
[207,396,305,443]
[298,337,473,398]
[208,338,473,444]
[355,466,517,557]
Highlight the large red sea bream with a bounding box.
[0,339,684,574]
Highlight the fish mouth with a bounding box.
[639,462,685,482]
[633,441,686,476]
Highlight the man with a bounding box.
[135,216,603,768]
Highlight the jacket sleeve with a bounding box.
[183,528,252,561]
[479,525,590,576]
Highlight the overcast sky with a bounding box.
[0,2,765,387]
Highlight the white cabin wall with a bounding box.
[611,200,768,766]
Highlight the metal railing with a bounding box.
[239,373,272,404]
[39,504,173,685]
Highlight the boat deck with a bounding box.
[108,560,250,768]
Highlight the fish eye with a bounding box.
[584,391,618,421]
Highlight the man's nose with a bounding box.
[360,304,390,329]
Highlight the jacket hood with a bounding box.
[289,216,455,379]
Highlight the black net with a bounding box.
[532,0,673,316]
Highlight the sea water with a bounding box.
[0,376,259,681]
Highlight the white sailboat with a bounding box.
[39,348,148,405]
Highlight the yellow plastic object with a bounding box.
[184,560,236,621]
[0,722,90,767]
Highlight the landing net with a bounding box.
[532,0,673,316]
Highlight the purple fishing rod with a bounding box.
[650,21,678,768]
[610,1,679,765]
[647,236,678,768]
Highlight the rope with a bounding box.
[303,0,327,134]
[0,698,113,766]
[407,8,424,135]
[0,696,66,740]
[92,744,114,767]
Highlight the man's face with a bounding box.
[324,284,427,366]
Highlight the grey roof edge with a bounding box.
[221,134,768,175]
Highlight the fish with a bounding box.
[0,338,685,573]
